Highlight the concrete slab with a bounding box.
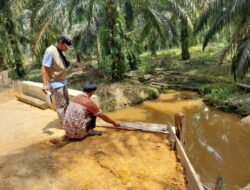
[16,94,49,110]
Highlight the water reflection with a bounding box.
[108,90,250,189]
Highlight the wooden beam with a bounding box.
[236,83,250,92]
[96,121,169,134]
[168,125,205,190]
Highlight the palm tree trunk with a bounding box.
[181,19,190,60]
[105,0,124,80]
[12,40,25,77]
[96,35,101,68]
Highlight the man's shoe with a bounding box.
[88,130,102,136]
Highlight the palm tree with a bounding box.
[130,0,196,60]
[194,0,250,80]
[0,0,26,77]
[164,0,197,60]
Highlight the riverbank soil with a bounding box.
[0,88,187,190]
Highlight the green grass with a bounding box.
[137,43,233,81]
[25,64,42,82]
[199,83,247,113]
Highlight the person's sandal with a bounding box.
[88,130,102,136]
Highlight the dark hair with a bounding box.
[83,82,97,92]
[58,34,72,47]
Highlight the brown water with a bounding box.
[108,90,250,189]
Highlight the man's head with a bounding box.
[57,34,72,51]
[83,82,97,97]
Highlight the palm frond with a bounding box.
[178,0,197,14]
[10,0,28,14]
[200,0,249,49]
[161,14,178,42]
[34,5,69,56]
[167,0,193,29]
[139,23,151,42]
[141,7,166,40]
[231,34,250,80]
[220,16,250,64]
[68,0,84,25]
[194,0,226,34]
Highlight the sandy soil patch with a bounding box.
[0,88,187,190]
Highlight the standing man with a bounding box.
[41,34,72,121]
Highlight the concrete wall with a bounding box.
[0,71,12,88]
[14,80,99,107]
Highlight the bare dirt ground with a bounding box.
[0,88,188,190]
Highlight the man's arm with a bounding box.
[97,113,121,127]
[41,66,49,93]
[41,50,53,94]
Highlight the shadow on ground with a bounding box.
[42,119,63,135]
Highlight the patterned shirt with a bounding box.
[63,93,101,139]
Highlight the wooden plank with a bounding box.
[237,83,250,88]
[119,121,169,133]
[16,94,49,110]
[97,121,169,134]
[236,83,250,91]
[176,140,205,190]
[168,126,205,190]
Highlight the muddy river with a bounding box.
[108,90,250,189]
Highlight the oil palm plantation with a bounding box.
[34,0,176,80]
[125,0,197,61]
[194,0,250,80]
[30,0,197,79]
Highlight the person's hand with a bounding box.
[113,122,121,128]
[42,84,49,94]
